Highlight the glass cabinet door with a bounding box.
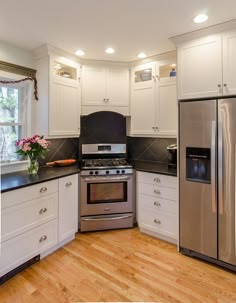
[132,62,157,90]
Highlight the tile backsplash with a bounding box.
[39,138,79,166]
[127,137,177,163]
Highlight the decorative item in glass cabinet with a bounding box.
[16,135,50,175]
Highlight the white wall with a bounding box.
[0,41,34,68]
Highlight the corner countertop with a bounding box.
[132,160,177,177]
[1,165,80,193]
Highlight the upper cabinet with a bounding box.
[176,29,236,99]
[81,65,130,116]
[129,59,177,137]
[34,46,81,137]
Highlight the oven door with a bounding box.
[80,175,133,216]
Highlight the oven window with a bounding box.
[88,182,127,204]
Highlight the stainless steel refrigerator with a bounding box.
[179,98,236,271]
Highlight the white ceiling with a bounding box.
[1,0,236,62]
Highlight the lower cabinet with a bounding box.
[136,171,178,244]
[0,174,79,278]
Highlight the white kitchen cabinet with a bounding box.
[81,64,129,115]
[34,45,81,137]
[177,29,236,99]
[129,61,177,137]
[136,171,178,244]
[58,174,78,242]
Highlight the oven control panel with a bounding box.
[81,168,133,176]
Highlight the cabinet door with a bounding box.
[58,174,78,242]
[106,68,129,106]
[178,35,222,99]
[81,66,106,105]
[156,78,177,137]
[223,30,236,95]
[49,83,80,136]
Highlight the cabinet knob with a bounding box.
[223,83,227,87]
[152,127,155,130]
[154,177,160,183]
[39,187,47,193]
[39,235,47,242]
[154,201,161,206]
[154,219,161,224]
[66,181,72,187]
[39,207,47,214]
[217,84,221,88]
[154,189,161,194]
[155,126,159,131]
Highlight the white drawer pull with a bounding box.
[39,207,48,214]
[154,189,161,194]
[39,235,47,242]
[39,187,47,193]
[66,181,72,187]
[154,219,161,224]
[154,201,161,206]
[154,177,160,182]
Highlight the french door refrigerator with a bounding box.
[179,98,236,271]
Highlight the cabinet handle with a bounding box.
[107,98,109,102]
[154,189,161,194]
[39,187,47,193]
[39,207,47,214]
[152,75,156,82]
[154,201,161,206]
[223,83,227,87]
[66,181,72,187]
[154,177,160,183]
[155,127,159,131]
[217,84,221,88]
[154,219,161,224]
[39,235,47,242]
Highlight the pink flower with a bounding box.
[37,139,49,149]
[22,142,32,152]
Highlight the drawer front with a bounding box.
[139,183,177,201]
[139,194,177,214]
[2,180,58,209]
[0,220,58,277]
[141,209,177,239]
[2,193,58,242]
[137,171,177,188]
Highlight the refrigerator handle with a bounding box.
[211,121,217,213]
[218,121,223,215]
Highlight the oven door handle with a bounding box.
[81,215,133,221]
[82,176,131,182]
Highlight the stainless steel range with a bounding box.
[80,143,134,232]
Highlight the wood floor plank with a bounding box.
[0,228,236,302]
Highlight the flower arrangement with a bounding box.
[16,135,50,174]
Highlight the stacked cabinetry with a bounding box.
[34,46,81,137]
[136,171,178,244]
[81,64,130,115]
[0,174,78,278]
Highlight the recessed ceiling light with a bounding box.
[137,53,147,59]
[105,47,115,54]
[193,14,208,24]
[74,49,85,56]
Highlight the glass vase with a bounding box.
[28,158,39,175]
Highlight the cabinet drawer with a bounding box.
[2,193,58,243]
[2,180,58,209]
[138,171,177,188]
[139,194,177,214]
[139,183,177,201]
[141,209,177,239]
[0,220,58,277]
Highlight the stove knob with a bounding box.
[106,171,109,175]
[95,171,99,175]
[89,171,94,175]
[116,170,120,174]
[121,170,125,174]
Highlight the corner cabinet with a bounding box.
[81,64,130,115]
[176,29,236,99]
[34,46,81,137]
[129,61,177,137]
[136,171,178,244]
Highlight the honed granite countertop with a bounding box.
[132,160,177,177]
[1,165,80,193]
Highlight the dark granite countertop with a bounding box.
[132,160,177,176]
[1,165,80,193]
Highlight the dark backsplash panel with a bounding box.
[127,137,177,163]
[39,138,79,166]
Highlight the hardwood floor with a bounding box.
[0,228,236,303]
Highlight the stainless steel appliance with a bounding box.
[80,143,134,232]
[167,144,177,168]
[179,99,236,271]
